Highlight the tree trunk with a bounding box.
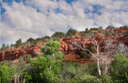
[104,58,108,74]
[97,59,101,77]
[17,75,19,83]
[14,75,17,83]
[23,79,25,83]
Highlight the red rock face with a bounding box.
[0,27,128,62]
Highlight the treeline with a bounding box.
[0,25,128,52]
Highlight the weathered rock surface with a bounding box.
[1,27,128,62]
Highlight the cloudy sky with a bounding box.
[0,0,128,48]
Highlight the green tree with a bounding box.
[124,30,128,37]
[106,25,115,29]
[16,56,26,73]
[0,64,16,83]
[15,38,22,48]
[110,53,128,83]
[66,28,77,37]
[41,40,61,55]
[98,26,103,30]
[23,54,32,63]
[29,55,64,83]
[51,32,66,38]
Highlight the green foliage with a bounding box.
[60,62,76,79]
[26,37,35,43]
[123,30,128,37]
[101,74,113,83]
[23,54,32,63]
[105,31,111,37]
[90,28,98,30]
[106,25,115,29]
[81,28,91,37]
[0,43,10,52]
[41,40,61,55]
[93,32,97,35]
[110,53,128,83]
[15,38,22,48]
[51,32,66,38]
[80,51,87,58]
[16,56,26,73]
[81,74,101,83]
[98,26,103,30]
[55,51,64,59]
[87,62,105,77]
[66,28,77,37]
[112,31,118,36]
[89,46,96,53]
[0,64,16,83]
[22,70,32,83]
[29,55,64,83]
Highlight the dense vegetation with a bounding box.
[0,25,128,83]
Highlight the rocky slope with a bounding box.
[1,27,128,64]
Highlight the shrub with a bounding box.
[98,26,103,30]
[90,28,98,30]
[60,62,76,79]
[66,28,77,37]
[110,53,128,83]
[112,31,118,36]
[23,54,32,63]
[101,74,113,83]
[87,63,105,77]
[123,30,128,37]
[93,32,97,35]
[81,75,101,83]
[51,32,66,38]
[105,31,111,37]
[16,56,26,73]
[106,25,115,29]
[80,51,87,58]
[89,46,96,53]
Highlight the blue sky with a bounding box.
[0,0,128,48]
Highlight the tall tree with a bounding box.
[0,64,16,83]
[69,34,117,77]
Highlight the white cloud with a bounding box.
[1,0,128,48]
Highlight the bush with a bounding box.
[123,30,128,37]
[82,74,101,83]
[98,26,103,30]
[106,25,115,29]
[90,28,98,30]
[80,51,87,58]
[105,31,111,37]
[93,32,97,35]
[112,31,118,36]
[16,56,26,73]
[101,74,113,83]
[66,28,77,37]
[89,46,96,53]
[51,32,66,38]
[23,54,32,63]
[60,62,76,79]
[110,53,128,83]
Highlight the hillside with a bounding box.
[0,26,128,64]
